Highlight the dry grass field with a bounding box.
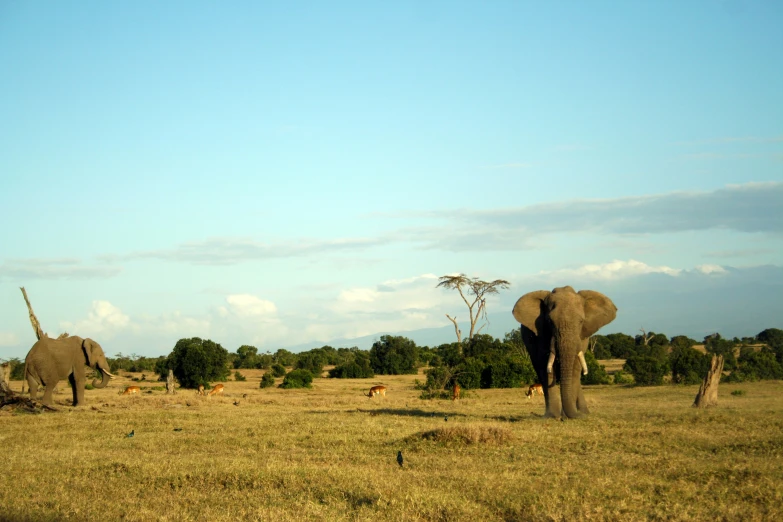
[1,370,782,522]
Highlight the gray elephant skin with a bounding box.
[24,335,115,406]
[512,286,617,419]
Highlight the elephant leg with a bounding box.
[27,377,39,400]
[576,385,590,414]
[42,382,56,406]
[69,373,86,407]
[542,369,561,419]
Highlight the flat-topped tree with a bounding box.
[437,274,510,350]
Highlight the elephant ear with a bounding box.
[578,290,618,338]
[82,338,97,367]
[512,290,551,336]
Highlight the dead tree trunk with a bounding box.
[445,314,462,345]
[20,287,45,341]
[166,369,176,394]
[693,354,724,408]
[1,362,10,388]
[1,380,58,413]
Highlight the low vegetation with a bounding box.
[1,371,781,521]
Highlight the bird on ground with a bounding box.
[445,415,448,422]
[126,430,134,438]
[233,400,240,406]
[397,451,403,468]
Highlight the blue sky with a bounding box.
[1,1,781,359]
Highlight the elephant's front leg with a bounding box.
[70,372,86,406]
[541,367,561,419]
[576,385,590,414]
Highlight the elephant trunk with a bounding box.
[557,337,582,419]
[92,365,114,389]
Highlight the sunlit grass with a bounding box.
[1,371,781,521]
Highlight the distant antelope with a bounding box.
[207,384,224,397]
[525,384,543,399]
[452,383,461,401]
[367,385,386,399]
[120,386,141,396]
[197,385,205,396]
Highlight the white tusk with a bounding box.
[547,351,555,374]
[578,351,588,376]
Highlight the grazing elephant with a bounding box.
[24,335,115,406]
[512,286,617,419]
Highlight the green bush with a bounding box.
[8,358,25,380]
[370,335,419,375]
[260,372,275,388]
[757,328,783,363]
[234,345,260,369]
[731,389,746,396]
[280,369,313,389]
[724,349,783,383]
[422,366,451,392]
[454,357,484,390]
[613,370,632,385]
[623,356,666,386]
[329,360,375,378]
[84,383,95,390]
[582,351,610,385]
[295,349,327,376]
[593,343,612,360]
[157,337,231,389]
[670,346,711,384]
[480,360,530,389]
[234,370,246,382]
[271,363,287,377]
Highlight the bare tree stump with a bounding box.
[20,287,45,340]
[166,369,176,394]
[693,354,724,408]
[0,378,58,413]
[1,362,10,388]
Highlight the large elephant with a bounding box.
[512,286,617,419]
[24,335,115,406]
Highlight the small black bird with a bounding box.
[126,430,134,438]
[397,451,403,468]
[444,415,448,422]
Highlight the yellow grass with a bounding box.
[1,370,782,521]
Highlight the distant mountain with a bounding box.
[282,264,783,351]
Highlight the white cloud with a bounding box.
[0,332,19,347]
[695,264,727,275]
[534,259,682,281]
[224,294,277,318]
[60,300,131,338]
[120,236,387,266]
[0,258,121,280]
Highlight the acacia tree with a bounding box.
[436,274,510,348]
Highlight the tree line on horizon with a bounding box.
[4,328,781,392]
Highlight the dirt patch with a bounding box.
[416,424,513,445]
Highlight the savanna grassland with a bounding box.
[1,370,782,522]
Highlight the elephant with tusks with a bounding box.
[513,286,617,419]
[24,335,115,406]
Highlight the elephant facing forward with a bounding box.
[24,335,115,406]
[513,286,617,419]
